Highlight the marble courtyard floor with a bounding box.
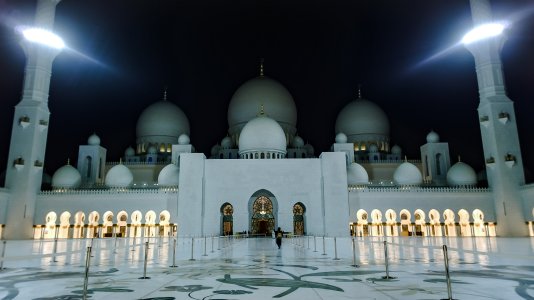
[0,236,533,299]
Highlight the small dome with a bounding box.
[447,161,477,186]
[105,164,133,188]
[291,136,304,148]
[158,163,180,186]
[52,164,81,189]
[136,100,190,145]
[347,163,369,185]
[88,133,100,146]
[368,144,379,153]
[211,144,221,156]
[221,136,233,149]
[238,114,287,154]
[391,145,402,155]
[147,145,157,154]
[393,162,423,186]
[228,76,297,133]
[125,146,135,157]
[426,130,440,143]
[335,132,348,143]
[178,134,190,145]
[304,143,314,156]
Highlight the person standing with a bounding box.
[275,227,283,249]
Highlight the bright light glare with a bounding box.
[22,28,65,49]
[462,23,505,45]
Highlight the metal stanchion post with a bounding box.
[211,236,214,253]
[351,237,359,267]
[139,241,150,279]
[189,237,195,261]
[83,246,92,300]
[0,240,6,270]
[51,238,59,262]
[382,240,396,279]
[217,236,221,250]
[322,236,326,255]
[307,235,310,249]
[313,236,317,252]
[170,238,178,267]
[441,245,455,300]
[203,236,208,256]
[333,237,340,260]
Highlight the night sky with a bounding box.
[1,0,533,181]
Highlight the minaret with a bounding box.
[4,0,63,239]
[465,0,527,236]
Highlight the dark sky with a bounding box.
[1,0,534,180]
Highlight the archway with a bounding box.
[87,211,100,238]
[356,209,369,237]
[293,202,306,235]
[159,210,171,237]
[145,210,156,237]
[414,209,426,236]
[221,203,234,236]
[59,211,71,238]
[73,211,85,239]
[385,209,397,236]
[103,211,114,237]
[472,209,486,236]
[399,209,411,236]
[371,209,383,236]
[117,211,128,237]
[458,209,471,236]
[44,212,57,239]
[428,209,442,236]
[250,195,275,236]
[130,210,142,237]
[443,209,456,236]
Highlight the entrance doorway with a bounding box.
[251,195,275,236]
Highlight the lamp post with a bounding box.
[4,0,64,239]
[463,0,527,236]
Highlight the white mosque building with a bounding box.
[0,0,533,240]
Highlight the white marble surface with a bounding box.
[0,236,533,299]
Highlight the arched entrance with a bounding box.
[293,202,305,235]
[221,203,234,236]
[251,195,275,235]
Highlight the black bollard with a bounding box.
[139,241,150,279]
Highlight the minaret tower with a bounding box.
[4,0,63,239]
[465,0,527,236]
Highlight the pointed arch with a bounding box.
[221,202,234,236]
[59,211,71,238]
[293,202,306,235]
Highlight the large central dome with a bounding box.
[228,76,297,141]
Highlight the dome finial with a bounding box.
[404,155,408,162]
[163,86,168,101]
[458,155,461,162]
[258,104,266,116]
[358,84,362,99]
[259,58,265,77]
[119,158,123,164]
[67,158,70,165]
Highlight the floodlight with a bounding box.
[22,27,65,49]
[462,23,505,45]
